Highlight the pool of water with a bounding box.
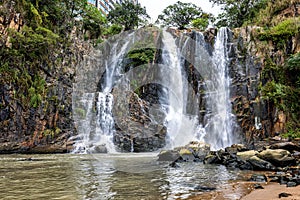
[0,153,250,199]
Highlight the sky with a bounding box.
[138,0,222,23]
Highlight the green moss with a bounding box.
[257,18,299,48]
[29,2,42,25]
[43,127,61,138]
[127,47,156,65]
[281,131,300,139]
[28,76,46,108]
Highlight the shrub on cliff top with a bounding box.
[156,1,212,30]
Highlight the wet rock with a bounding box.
[257,149,296,167]
[237,150,258,161]
[253,183,264,189]
[249,174,267,182]
[158,150,181,162]
[194,185,216,192]
[179,148,195,162]
[225,144,248,154]
[204,151,223,164]
[114,124,167,152]
[114,92,167,152]
[169,161,180,168]
[204,154,219,164]
[292,151,300,159]
[94,145,108,153]
[248,155,276,170]
[238,161,254,170]
[279,192,292,198]
[270,142,300,152]
[286,181,297,187]
[269,175,280,182]
[185,141,210,161]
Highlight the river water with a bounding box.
[0,153,251,200]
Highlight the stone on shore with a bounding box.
[237,150,258,161]
[257,149,296,167]
[248,155,276,170]
[269,142,300,152]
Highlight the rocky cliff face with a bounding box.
[0,1,92,153]
[72,27,168,152]
[230,4,300,145]
[0,1,298,153]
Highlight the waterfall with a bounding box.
[160,29,237,150]
[200,27,237,150]
[72,28,239,153]
[72,33,134,153]
[161,31,199,149]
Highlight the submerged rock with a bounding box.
[94,145,108,153]
[157,150,181,162]
[194,185,216,192]
[249,174,267,182]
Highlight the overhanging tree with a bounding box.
[209,0,268,28]
[156,1,211,30]
[107,0,150,31]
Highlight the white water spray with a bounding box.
[161,31,199,149]
[202,27,237,149]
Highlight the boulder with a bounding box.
[248,156,276,170]
[237,150,258,161]
[158,150,181,162]
[287,181,297,187]
[253,183,264,189]
[204,152,222,164]
[179,148,195,162]
[278,193,292,198]
[270,142,300,152]
[249,174,267,182]
[225,144,248,154]
[94,145,108,153]
[186,141,210,161]
[257,149,296,167]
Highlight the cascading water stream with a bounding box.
[161,28,238,150]
[201,27,237,150]
[161,31,199,149]
[73,34,134,153]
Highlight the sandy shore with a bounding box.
[187,181,300,200]
[241,183,300,200]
